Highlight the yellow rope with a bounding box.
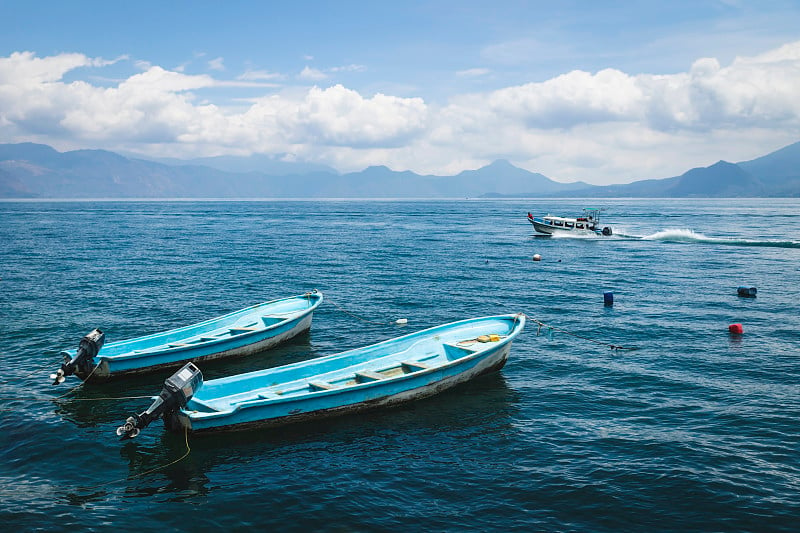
[52,362,102,399]
[83,425,191,492]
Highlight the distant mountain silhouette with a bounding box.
[0,140,798,198]
[454,159,589,195]
[139,153,338,176]
[665,160,763,196]
[526,141,800,198]
[738,141,800,196]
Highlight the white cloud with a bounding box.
[0,51,116,85]
[484,68,643,128]
[297,64,366,81]
[1,43,800,183]
[298,66,327,81]
[244,85,427,148]
[208,57,225,71]
[329,64,367,73]
[237,69,285,81]
[456,68,491,78]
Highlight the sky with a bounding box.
[1,0,800,185]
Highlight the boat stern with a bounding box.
[116,362,203,439]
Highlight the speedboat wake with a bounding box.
[639,229,800,248]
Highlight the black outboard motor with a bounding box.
[602,226,613,236]
[51,329,105,385]
[116,362,203,439]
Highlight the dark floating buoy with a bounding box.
[737,286,757,298]
[603,291,614,306]
[728,323,744,335]
[532,254,541,262]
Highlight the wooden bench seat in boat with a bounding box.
[401,361,430,372]
[355,370,385,383]
[229,326,258,334]
[309,381,337,391]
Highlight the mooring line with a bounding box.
[51,361,104,399]
[523,314,637,351]
[325,295,405,326]
[18,355,64,380]
[0,394,152,403]
[81,425,191,492]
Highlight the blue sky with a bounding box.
[2,0,800,184]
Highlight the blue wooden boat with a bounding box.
[117,313,525,437]
[52,290,323,384]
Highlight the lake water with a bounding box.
[1,198,799,531]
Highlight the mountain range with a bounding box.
[1,141,798,198]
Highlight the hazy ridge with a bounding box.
[1,141,798,198]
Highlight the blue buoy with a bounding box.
[737,286,757,298]
[603,291,614,306]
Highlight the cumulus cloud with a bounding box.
[1,43,799,183]
[245,85,427,148]
[484,68,643,128]
[0,51,117,85]
[469,42,800,134]
[0,54,218,144]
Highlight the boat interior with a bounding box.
[104,314,300,358]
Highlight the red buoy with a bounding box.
[728,323,744,334]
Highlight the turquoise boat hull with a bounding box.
[61,291,323,381]
[167,314,525,433]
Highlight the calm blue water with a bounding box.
[1,198,799,531]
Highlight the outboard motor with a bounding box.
[116,362,203,439]
[602,227,613,236]
[51,329,105,385]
